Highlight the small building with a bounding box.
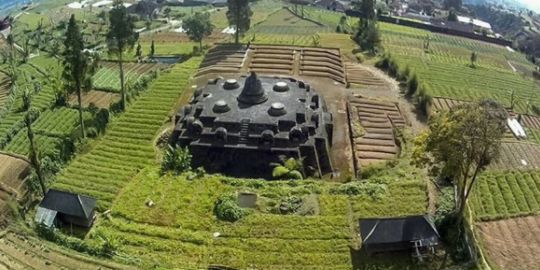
[315,0,350,11]
[359,215,440,254]
[457,16,492,33]
[35,189,96,228]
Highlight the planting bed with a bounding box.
[491,142,540,170]
[69,90,118,108]
[345,63,388,88]
[299,47,345,83]
[140,30,228,43]
[249,45,295,75]
[196,44,247,76]
[520,114,540,129]
[99,62,171,75]
[348,96,406,170]
[478,215,540,270]
[431,97,468,111]
[0,233,133,270]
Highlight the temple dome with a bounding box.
[237,71,268,104]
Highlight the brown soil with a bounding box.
[521,115,540,129]
[344,63,388,88]
[69,90,119,109]
[478,215,540,270]
[0,233,135,270]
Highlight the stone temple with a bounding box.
[171,72,334,178]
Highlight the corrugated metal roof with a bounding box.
[34,207,57,227]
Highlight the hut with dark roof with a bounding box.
[35,189,96,228]
[359,215,441,254]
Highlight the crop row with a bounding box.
[473,170,540,220]
[54,56,203,211]
[92,68,139,92]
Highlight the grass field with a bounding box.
[85,164,426,269]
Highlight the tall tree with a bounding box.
[413,98,507,224]
[150,40,155,57]
[62,14,99,139]
[184,12,215,51]
[226,0,252,44]
[22,91,46,196]
[107,0,138,111]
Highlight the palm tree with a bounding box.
[270,156,304,180]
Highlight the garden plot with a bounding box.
[0,233,133,270]
[0,153,29,219]
[490,142,540,170]
[478,215,540,270]
[140,30,228,43]
[0,73,10,111]
[249,45,295,75]
[252,8,331,35]
[520,114,540,129]
[69,90,118,108]
[98,62,171,75]
[348,96,406,170]
[472,170,540,220]
[196,44,247,76]
[432,97,468,111]
[300,48,345,84]
[345,63,388,88]
[94,62,171,92]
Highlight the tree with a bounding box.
[164,7,172,24]
[352,0,375,28]
[226,0,253,44]
[470,51,477,67]
[448,8,458,22]
[136,42,142,58]
[443,0,462,10]
[145,19,152,30]
[107,0,139,111]
[184,12,214,51]
[270,156,304,180]
[150,40,155,57]
[24,105,46,196]
[413,98,507,224]
[62,14,99,139]
[354,18,381,53]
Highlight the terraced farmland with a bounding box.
[348,96,406,170]
[491,142,540,170]
[54,57,202,211]
[93,62,171,92]
[380,22,539,113]
[0,233,133,270]
[345,63,388,88]
[0,153,29,218]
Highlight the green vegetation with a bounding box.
[472,170,540,221]
[53,57,202,210]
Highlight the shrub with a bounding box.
[161,145,192,175]
[375,54,391,69]
[414,85,433,117]
[398,65,411,82]
[278,196,303,214]
[406,74,419,97]
[214,193,251,222]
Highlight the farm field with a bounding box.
[53,56,202,211]
[379,22,540,113]
[87,165,427,269]
[472,170,540,221]
[478,215,540,270]
[253,8,332,35]
[0,232,134,270]
[68,90,118,108]
[92,62,169,92]
[0,73,11,111]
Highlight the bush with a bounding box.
[414,85,433,117]
[398,65,411,81]
[278,196,303,214]
[161,145,192,175]
[406,74,419,97]
[213,193,251,222]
